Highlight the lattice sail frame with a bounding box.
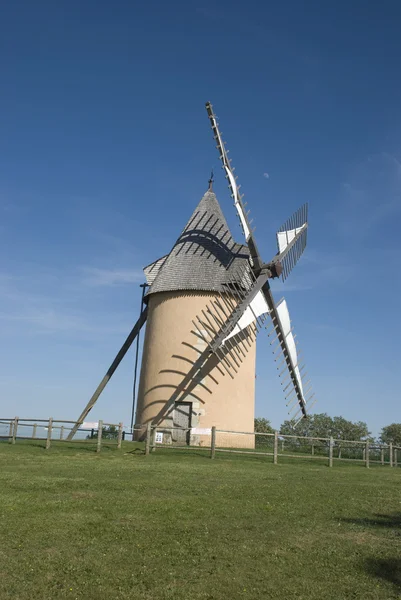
[271,299,316,422]
[191,261,269,380]
[205,101,316,423]
[276,203,308,282]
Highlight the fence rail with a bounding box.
[145,425,400,468]
[1,418,400,468]
[0,417,126,453]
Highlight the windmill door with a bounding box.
[173,402,192,444]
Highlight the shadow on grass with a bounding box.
[153,448,212,461]
[340,514,401,592]
[19,440,109,454]
[365,558,401,590]
[15,441,47,450]
[341,513,401,530]
[125,447,145,456]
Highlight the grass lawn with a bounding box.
[0,441,400,600]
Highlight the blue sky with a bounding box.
[1,0,400,437]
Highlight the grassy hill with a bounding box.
[0,441,399,599]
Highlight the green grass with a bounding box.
[0,441,400,600]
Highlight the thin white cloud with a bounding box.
[381,152,401,176]
[270,279,312,293]
[0,307,131,337]
[0,309,87,332]
[0,196,19,213]
[263,172,270,179]
[336,151,401,239]
[81,267,144,287]
[0,264,144,338]
[269,248,356,294]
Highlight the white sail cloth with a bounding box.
[222,291,269,344]
[275,298,303,397]
[276,223,307,253]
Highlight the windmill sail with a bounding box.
[206,102,262,271]
[275,299,303,395]
[276,204,308,282]
[222,290,269,344]
[205,104,250,239]
[272,297,316,421]
[206,102,316,422]
[191,261,270,379]
[191,266,314,421]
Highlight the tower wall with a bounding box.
[135,290,256,448]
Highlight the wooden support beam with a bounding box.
[67,308,148,440]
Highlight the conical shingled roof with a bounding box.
[144,190,250,296]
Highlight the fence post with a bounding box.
[151,427,157,452]
[60,426,64,441]
[273,431,278,465]
[329,437,333,467]
[145,422,151,456]
[390,442,393,468]
[117,422,123,449]
[311,443,314,456]
[365,440,369,468]
[97,420,103,453]
[210,426,216,459]
[46,418,53,450]
[32,423,37,439]
[381,446,384,465]
[281,440,284,452]
[394,448,398,468]
[10,417,18,444]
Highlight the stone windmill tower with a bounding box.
[68,103,315,444]
[135,183,257,444]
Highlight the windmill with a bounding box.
[67,102,316,444]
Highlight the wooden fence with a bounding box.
[2,418,400,468]
[0,417,124,453]
[145,425,400,468]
